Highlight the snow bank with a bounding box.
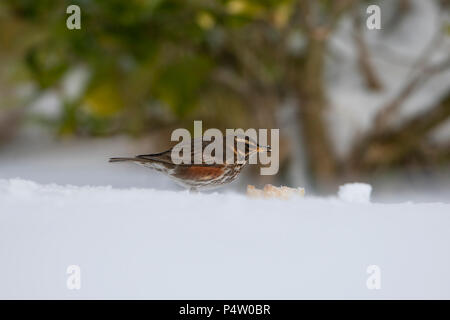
[338,183,372,204]
[1,179,450,299]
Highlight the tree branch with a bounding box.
[348,92,450,173]
[352,6,383,91]
[373,19,448,131]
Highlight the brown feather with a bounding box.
[175,165,226,181]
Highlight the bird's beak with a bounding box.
[257,145,271,153]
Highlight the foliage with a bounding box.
[1,0,297,136]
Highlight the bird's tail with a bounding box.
[109,157,140,163]
[109,153,170,164]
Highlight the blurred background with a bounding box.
[0,0,449,200]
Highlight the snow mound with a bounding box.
[1,179,450,299]
[338,183,372,203]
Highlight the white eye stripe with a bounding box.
[235,137,257,146]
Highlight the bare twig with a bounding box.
[374,54,450,131]
[348,92,450,173]
[373,28,449,131]
[297,0,315,33]
[352,6,383,91]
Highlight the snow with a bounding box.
[29,90,61,119]
[1,178,450,299]
[338,183,372,204]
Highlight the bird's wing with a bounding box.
[137,137,230,165]
[135,150,173,164]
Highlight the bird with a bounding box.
[109,135,271,192]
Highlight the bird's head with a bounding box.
[230,135,271,161]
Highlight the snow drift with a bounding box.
[0,179,449,299]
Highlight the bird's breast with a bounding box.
[175,165,226,181]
